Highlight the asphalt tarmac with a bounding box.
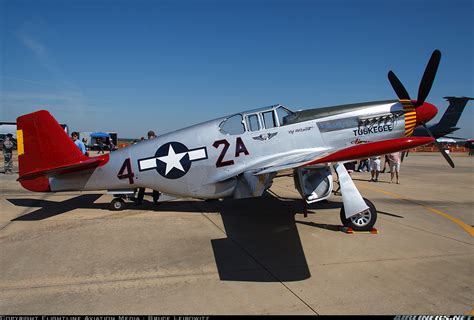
[0,153,472,315]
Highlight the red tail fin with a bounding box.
[16,110,107,191]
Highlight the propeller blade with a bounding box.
[388,71,411,100]
[401,150,409,162]
[416,50,441,106]
[433,138,455,168]
[422,123,455,168]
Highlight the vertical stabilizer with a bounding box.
[438,96,472,129]
[16,110,88,191]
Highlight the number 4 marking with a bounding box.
[118,158,135,184]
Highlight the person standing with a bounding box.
[108,138,115,152]
[369,155,381,182]
[381,154,390,173]
[467,140,474,156]
[81,137,89,156]
[96,137,105,154]
[71,132,87,155]
[344,160,357,175]
[388,152,401,184]
[134,130,161,205]
[147,130,156,140]
[357,158,369,172]
[2,133,14,174]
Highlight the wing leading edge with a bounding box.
[255,137,434,175]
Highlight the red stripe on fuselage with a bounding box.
[305,137,434,165]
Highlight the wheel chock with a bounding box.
[340,227,378,234]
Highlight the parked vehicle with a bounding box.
[80,131,118,151]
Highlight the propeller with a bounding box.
[421,123,455,168]
[388,49,441,105]
[388,50,454,168]
[416,50,441,106]
[388,71,410,100]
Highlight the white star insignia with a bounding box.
[156,144,186,175]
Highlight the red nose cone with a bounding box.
[416,102,438,124]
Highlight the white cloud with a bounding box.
[14,30,92,115]
[16,31,60,75]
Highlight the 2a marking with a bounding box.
[213,138,249,168]
[213,140,234,167]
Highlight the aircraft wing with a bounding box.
[250,148,331,175]
[254,137,434,175]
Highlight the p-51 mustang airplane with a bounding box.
[16,50,454,231]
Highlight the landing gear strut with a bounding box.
[340,198,377,231]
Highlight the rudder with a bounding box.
[16,110,87,191]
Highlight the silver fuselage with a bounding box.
[50,100,407,198]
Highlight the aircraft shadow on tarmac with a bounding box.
[7,193,400,282]
[208,195,333,282]
[8,194,103,221]
[159,195,343,282]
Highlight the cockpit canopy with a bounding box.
[219,105,293,135]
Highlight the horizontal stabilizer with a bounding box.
[17,155,108,181]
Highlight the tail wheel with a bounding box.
[110,198,125,211]
[340,198,377,231]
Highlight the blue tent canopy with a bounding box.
[90,132,110,138]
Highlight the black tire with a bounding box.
[340,198,377,231]
[110,198,125,211]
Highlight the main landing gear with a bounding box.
[340,198,377,231]
[334,162,378,232]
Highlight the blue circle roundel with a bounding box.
[154,142,191,179]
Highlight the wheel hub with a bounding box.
[350,209,371,227]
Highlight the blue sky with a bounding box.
[1,0,472,138]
